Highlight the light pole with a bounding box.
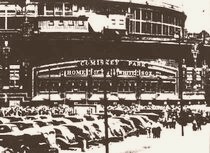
[87,58,92,104]
[103,58,109,153]
[191,44,199,90]
[2,40,11,87]
[136,75,141,110]
[176,29,184,136]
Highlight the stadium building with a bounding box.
[0,0,209,106]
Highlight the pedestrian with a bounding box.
[156,126,162,138]
[152,127,157,138]
[146,127,152,138]
[192,119,197,131]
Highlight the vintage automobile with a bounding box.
[4,116,24,122]
[0,117,10,124]
[64,116,84,123]
[0,124,59,153]
[53,125,77,150]
[8,121,39,131]
[62,124,92,151]
[0,124,23,152]
[19,133,59,153]
[51,118,73,126]
[112,116,137,137]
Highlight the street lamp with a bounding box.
[191,43,199,68]
[102,58,109,153]
[2,40,11,86]
[175,29,184,136]
[87,58,93,103]
[191,44,199,90]
[136,75,142,110]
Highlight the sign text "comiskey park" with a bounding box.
[79,59,147,67]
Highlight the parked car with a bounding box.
[4,116,24,122]
[63,124,91,151]
[51,118,73,126]
[0,117,10,124]
[19,132,59,153]
[53,125,77,150]
[112,116,137,137]
[0,124,23,152]
[8,121,39,131]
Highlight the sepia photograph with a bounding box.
[0,0,209,153]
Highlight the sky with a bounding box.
[182,0,210,33]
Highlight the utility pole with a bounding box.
[103,58,109,153]
[177,30,184,136]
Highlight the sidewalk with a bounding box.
[144,123,210,153]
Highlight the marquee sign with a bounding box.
[65,69,159,77]
[78,59,147,68]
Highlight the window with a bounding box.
[163,13,170,23]
[38,4,44,15]
[46,5,54,15]
[65,3,72,11]
[169,26,174,35]
[136,21,140,33]
[84,5,90,12]
[72,5,78,12]
[163,25,168,35]
[136,9,140,20]
[55,3,63,15]
[48,20,54,26]
[0,10,5,14]
[142,22,151,34]
[129,21,135,33]
[65,3,72,15]
[142,10,151,20]
[7,10,16,14]
[119,19,124,25]
[46,5,54,11]
[152,11,161,22]
[118,82,124,91]
[152,24,157,34]
[152,24,161,35]
[111,19,116,25]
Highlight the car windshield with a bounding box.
[34,121,48,127]
[6,117,23,122]
[66,117,83,122]
[15,123,33,130]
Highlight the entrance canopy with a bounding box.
[118,93,136,101]
[66,93,86,101]
[32,94,62,101]
[89,94,104,101]
[89,93,119,101]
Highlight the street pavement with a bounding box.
[61,123,210,153]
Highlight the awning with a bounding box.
[183,94,205,100]
[118,93,136,101]
[156,93,178,100]
[66,93,86,101]
[107,94,119,101]
[141,93,156,100]
[89,93,119,101]
[89,94,104,101]
[32,94,62,101]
